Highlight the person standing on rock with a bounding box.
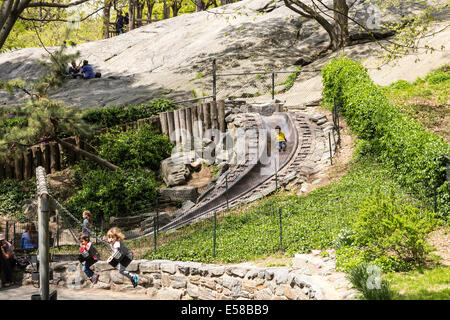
[82,210,93,236]
[106,227,139,288]
[116,11,124,35]
[124,12,129,29]
[275,125,287,152]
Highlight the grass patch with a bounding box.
[143,158,424,263]
[380,64,450,141]
[384,266,450,300]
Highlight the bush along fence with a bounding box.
[322,56,450,217]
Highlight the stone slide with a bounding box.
[126,107,336,238]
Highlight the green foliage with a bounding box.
[82,98,178,128]
[144,159,425,263]
[0,43,95,159]
[347,262,394,300]
[384,266,450,300]
[0,179,36,222]
[322,57,450,218]
[66,166,158,224]
[279,67,302,92]
[96,124,173,170]
[424,68,450,84]
[343,191,437,272]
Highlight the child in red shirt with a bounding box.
[79,234,99,284]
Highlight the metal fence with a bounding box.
[173,58,322,107]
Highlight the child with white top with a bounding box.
[106,227,138,288]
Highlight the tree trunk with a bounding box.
[195,0,203,12]
[129,0,135,30]
[102,0,112,39]
[334,0,350,47]
[136,1,144,27]
[163,1,170,19]
[54,137,119,171]
[146,0,155,21]
[171,2,180,17]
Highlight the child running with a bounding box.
[275,125,287,152]
[79,234,99,284]
[106,227,138,288]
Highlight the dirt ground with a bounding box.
[428,226,450,266]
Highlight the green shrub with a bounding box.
[83,98,178,128]
[322,56,450,218]
[336,191,437,273]
[347,262,394,300]
[424,69,450,84]
[388,79,413,90]
[96,124,173,170]
[0,179,36,221]
[66,167,158,224]
[352,191,436,267]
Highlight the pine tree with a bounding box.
[0,42,119,170]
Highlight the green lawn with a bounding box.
[385,266,450,300]
[142,158,425,263]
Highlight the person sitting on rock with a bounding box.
[67,60,81,78]
[275,125,287,152]
[74,60,96,80]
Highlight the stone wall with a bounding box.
[20,259,323,300]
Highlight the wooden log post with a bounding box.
[217,100,226,133]
[185,107,193,151]
[73,137,81,162]
[5,162,14,179]
[197,103,204,139]
[174,109,181,145]
[210,101,218,143]
[0,163,5,181]
[32,145,43,169]
[167,110,176,143]
[58,143,64,169]
[41,143,51,174]
[217,100,226,151]
[202,102,211,140]
[160,112,169,136]
[23,149,33,179]
[179,108,187,145]
[49,142,61,173]
[192,106,199,139]
[14,155,24,181]
[62,138,75,165]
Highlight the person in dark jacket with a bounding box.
[116,11,124,35]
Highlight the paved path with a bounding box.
[0,285,150,300]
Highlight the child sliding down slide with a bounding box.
[275,125,287,152]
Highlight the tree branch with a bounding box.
[26,0,91,9]
[20,6,105,23]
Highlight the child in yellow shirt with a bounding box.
[275,125,287,152]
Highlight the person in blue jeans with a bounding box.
[79,234,99,284]
[75,60,95,79]
[20,223,38,250]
